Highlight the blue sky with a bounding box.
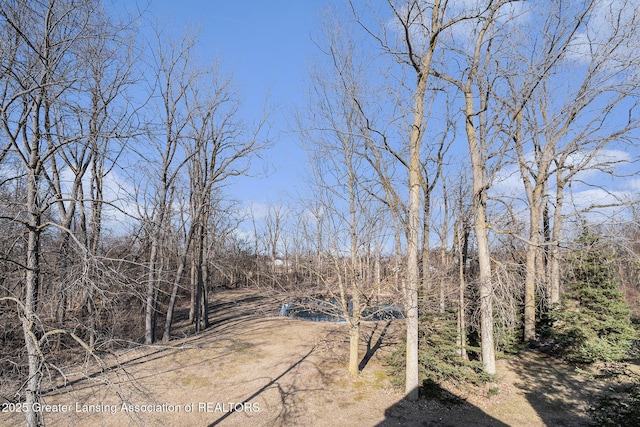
[142,0,327,206]
[100,1,639,245]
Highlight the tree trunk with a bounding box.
[145,237,160,344]
[465,88,496,374]
[439,180,449,314]
[348,157,360,378]
[549,173,566,306]
[194,224,205,333]
[163,255,187,341]
[524,202,541,342]
[348,319,360,377]
[456,220,468,360]
[24,165,43,427]
[422,189,431,292]
[202,259,210,329]
[474,198,495,374]
[405,67,428,400]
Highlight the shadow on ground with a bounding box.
[377,385,509,427]
[359,321,394,371]
[206,345,318,426]
[41,291,284,399]
[507,350,595,426]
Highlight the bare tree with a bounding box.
[300,14,399,376]
[0,0,130,424]
[502,0,640,341]
[264,203,286,285]
[140,29,201,344]
[346,0,463,397]
[151,46,266,337]
[426,0,541,374]
[453,176,472,360]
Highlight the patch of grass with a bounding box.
[373,369,389,385]
[178,373,211,388]
[487,386,500,398]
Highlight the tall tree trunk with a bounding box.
[549,172,566,306]
[405,66,429,400]
[348,163,360,378]
[194,224,205,333]
[163,230,194,341]
[465,91,496,374]
[456,219,469,360]
[422,188,431,292]
[542,200,552,303]
[524,202,542,342]
[474,197,495,374]
[145,236,160,344]
[202,256,210,329]
[189,258,196,322]
[439,180,449,313]
[24,162,43,427]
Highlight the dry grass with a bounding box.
[1,288,637,426]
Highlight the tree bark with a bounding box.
[23,166,43,427]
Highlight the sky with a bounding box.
[141,0,327,208]
[99,0,639,245]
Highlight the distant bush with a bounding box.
[547,231,637,364]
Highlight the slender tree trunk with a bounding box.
[163,218,197,340]
[194,224,205,333]
[465,89,496,374]
[524,202,541,342]
[474,202,495,374]
[542,200,552,303]
[456,220,468,360]
[439,180,449,313]
[145,237,160,344]
[24,163,43,427]
[55,234,71,326]
[422,189,431,292]
[405,67,429,400]
[163,256,187,341]
[202,257,210,329]
[348,163,360,378]
[189,258,196,322]
[549,173,566,306]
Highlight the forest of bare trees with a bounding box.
[1,1,640,426]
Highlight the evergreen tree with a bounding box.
[551,231,636,363]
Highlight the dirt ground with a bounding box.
[1,288,636,426]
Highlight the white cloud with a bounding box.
[626,178,640,192]
[565,148,632,182]
[240,202,270,222]
[386,0,530,60]
[567,187,633,221]
[566,0,640,65]
[491,165,525,200]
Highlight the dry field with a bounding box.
[1,288,636,426]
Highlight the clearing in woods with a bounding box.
[1,288,637,426]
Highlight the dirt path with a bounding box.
[1,289,632,426]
